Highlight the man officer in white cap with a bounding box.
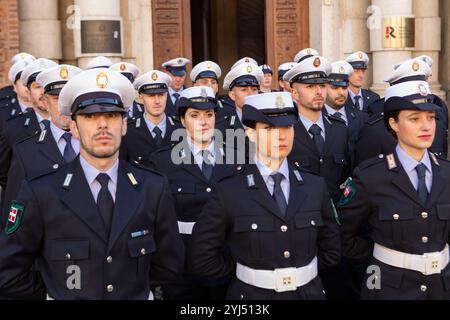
[324,61,368,169]
[110,62,144,118]
[162,57,191,120]
[345,51,380,112]
[120,70,181,168]
[0,68,184,300]
[0,58,57,207]
[1,65,82,225]
[294,48,319,64]
[277,62,298,92]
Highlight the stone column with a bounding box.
[413,0,445,100]
[309,0,341,62]
[74,0,122,68]
[341,0,372,88]
[59,0,77,66]
[370,0,414,95]
[19,0,62,61]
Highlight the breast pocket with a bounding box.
[377,205,415,244]
[48,239,90,291]
[128,236,157,278]
[233,216,275,261]
[170,181,197,216]
[294,212,324,256]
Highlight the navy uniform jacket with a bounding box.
[187,163,341,300]
[1,128,68,226]
[0,110,41,191]
[346,89,380,113]
[288,114,350,203]
[0,157,184,300]
[150,141,234,290]
[165,96,178,122]
[0,86,16,102]
[0,98,22,134]
[216,96,237,122]
[120,114,181,168]
[131,101,144,118]
[338,152,450,299]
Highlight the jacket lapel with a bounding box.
[38,129,66,165]
[390,153,424,207]
[426,157,447,207]
[294,120,318,155]
[322,115,337,155]
[107,161,143,252]
[285,167,308,218]
[60,158,108,242]
[247,165,286,221]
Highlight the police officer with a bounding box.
[0,58,57,205]
[187,92,341,300]
[355,58,448,165]
[277,62,298,92]
[120,70,180,168]
[150,86,232,300]
[162,57,191,120]
[86,55,113,69]
[345,51,380,112]
[1,65,82,225]
[0,61,34,131]
[339,91,450,300]
[324,61,368,169]
[190,60,222,95]
[284,56,349,204]
[110,62,144,118]
[294,48,319,63]
[0,68,184,300]
[259,65,274,93]
[0,52,35,102]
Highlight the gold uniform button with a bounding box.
[107,284,114,293]
[422,236,429,244]
[281,225,288,232]
[251,224,258,230]
[206,187,212,193]
[421,212,428,219]
[141,248,146,255]
[393,214,400,220]
[420,285,427,292]
[107,256,113,264]
[66,253,71,260]
[284,251,291,259]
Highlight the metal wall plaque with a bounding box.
[382,16,415,49]
[80,20,122,54]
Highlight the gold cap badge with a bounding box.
[96,72,109,89]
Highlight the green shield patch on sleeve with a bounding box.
[338,177,356,207]
[5,201,25,235]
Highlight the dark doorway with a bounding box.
[190,0,266,84]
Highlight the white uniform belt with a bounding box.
[373,243,449,276]
[236,257,318,293]
[177,221,196,235]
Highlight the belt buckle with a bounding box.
[274,267,297,293]
[423,252,442,276]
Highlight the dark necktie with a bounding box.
[96,173,114,234]
[271,173,287,216]
[354,95,362,111]
[309,124,325,155]
[41,119,51,130]
[173,93,180,105]
[61,132,77,162]
[415,163,429,205]
[201,150,214,181]
[153,127,163,147]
